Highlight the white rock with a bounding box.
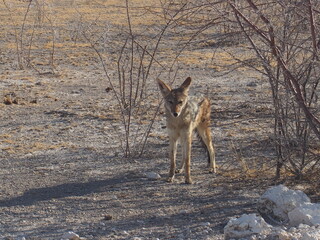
[300,228,320,240]
[224,213,272,239]
[288,202,320,226]
[200,222,211,227]
[258,185,310,224]
[273,228,292,240]
[287,225,320,240]
[203,230,209,234]
[179,209,188,214]
[224,185,320,240]
[61,231,80,240]
[145,172,161,180]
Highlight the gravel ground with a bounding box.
[0,1,295,239]
[0,65,274,239]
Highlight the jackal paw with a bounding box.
[209,168,216,174]
[166,176,174,183]
[185,178,193,184]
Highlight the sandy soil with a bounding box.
[0,64,273,239]
[0,1,316,239]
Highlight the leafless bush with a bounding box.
[2,0,56,73]
[159,0,320,178]
[227,0,320,178]
[81,0,188,157]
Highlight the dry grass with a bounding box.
[0,0,165,72]
[0,0,163,29]
[0,128,72,155]
[2,142,71,155]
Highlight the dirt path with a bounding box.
[0,65,275,239]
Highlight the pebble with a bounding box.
[203,230,209,235]
[200,222,211,227]
[103,214,113,221]
[247,81,258,87]
[179,210,188,214]
[61,231,80,240]
[145,172,161,180]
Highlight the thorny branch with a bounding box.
[228,0,320,140]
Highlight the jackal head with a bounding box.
[157,77,191,118]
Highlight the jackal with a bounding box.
[157,77,216,184]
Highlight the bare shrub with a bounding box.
[159,0,320,178]
[80,0,188,157]
[227,0,320,178]
[2,0,57,73]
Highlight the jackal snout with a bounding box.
[157,77,191,118]
[168,92,188,117]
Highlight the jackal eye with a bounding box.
[178,101,183,105]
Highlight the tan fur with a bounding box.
[157,77,216,184]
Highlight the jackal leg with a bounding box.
[197,125,216,173]
[175,162,184,174]
[167,134,178,182]
[175,149,185,173]
[181,129,193,184]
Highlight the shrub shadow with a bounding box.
[0,176,124,207]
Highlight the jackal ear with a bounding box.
[157,78,171,97]
[180,77,192,92]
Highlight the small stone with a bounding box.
[145,172,161,180]
[105,87,113,92]
[179,209,188,214]
[200,222,211,227]
[61,231,80,240]
[247,81,258,87]
[224,214,272,239]
[103,215,113,221]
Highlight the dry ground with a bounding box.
[0,1,318,239]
